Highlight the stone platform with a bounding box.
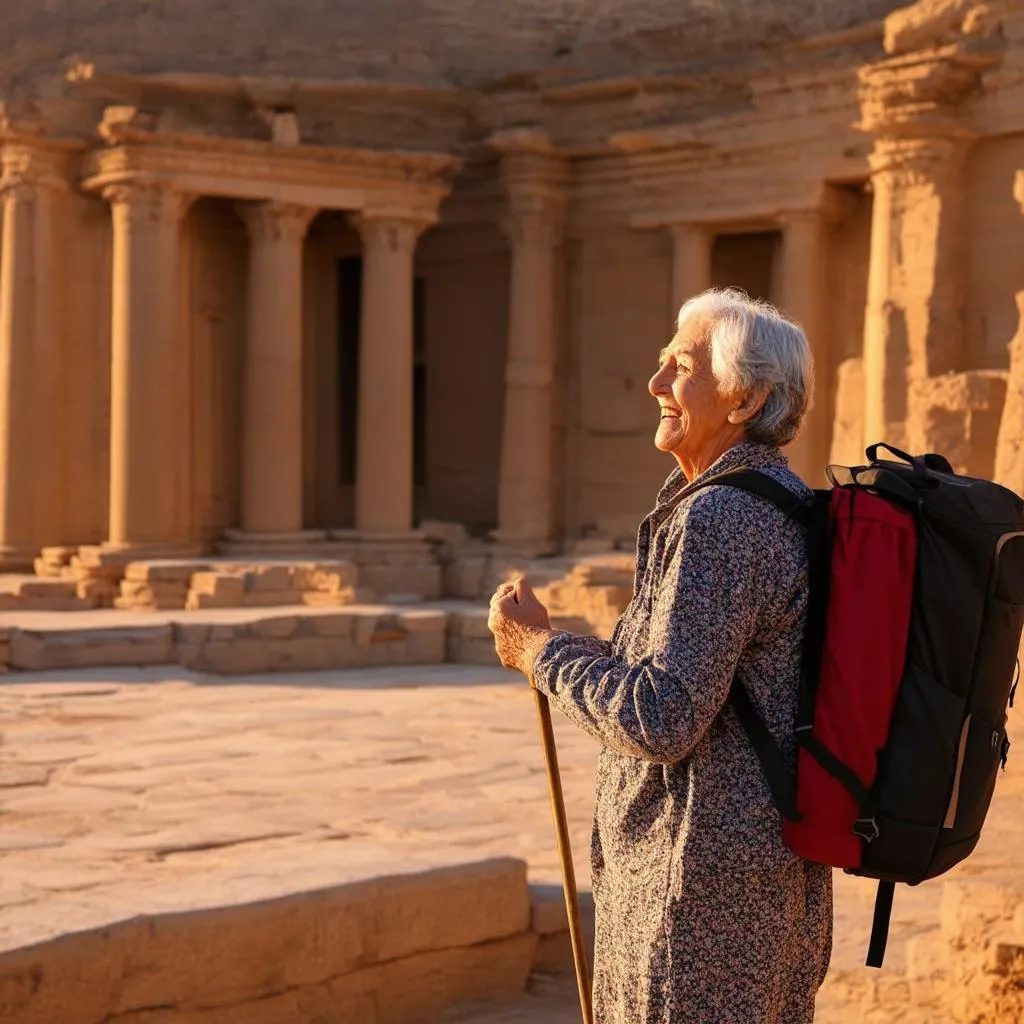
[0,602,508,676]
[1,663,1021,1022]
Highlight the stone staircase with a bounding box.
[0,540,638,675]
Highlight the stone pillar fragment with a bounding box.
[857,25,1003,452]
[104,183,193,550]
[0,145,65,568]
[351,211,430,535]
[668,223,713,318]
[236,201,316,536]
[993,173,1024,496]
[492,136,567,548]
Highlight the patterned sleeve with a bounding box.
[530,493,775,762]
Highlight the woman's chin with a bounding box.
[655,421,684,452]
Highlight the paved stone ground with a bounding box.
[2,663,1022,1021]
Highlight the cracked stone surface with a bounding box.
[1,663,1021,1021]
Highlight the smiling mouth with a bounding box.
[660,408,681,419]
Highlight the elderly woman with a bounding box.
[489,288,833,1023]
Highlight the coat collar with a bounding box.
[655,440,789,508]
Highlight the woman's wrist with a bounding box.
[519,626,564,680]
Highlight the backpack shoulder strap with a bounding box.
[728,678,801,822]
[685,468,813,528]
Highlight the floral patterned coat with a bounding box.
[532,440,833,1023]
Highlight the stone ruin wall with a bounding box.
[0,0,1022,554]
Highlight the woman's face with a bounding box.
[647,320,745,476]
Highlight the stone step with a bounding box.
[0,603,455,675]
[0,574,93,611]
[0,854,537,1024]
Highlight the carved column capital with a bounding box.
[236,200,316,243]
[867,133,974,187]
[493,133,569,250]
[0,142,70,201]
[349,209,433,253]
[102,182,193,226]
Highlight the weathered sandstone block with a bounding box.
[907,370,1007,477]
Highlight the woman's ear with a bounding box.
[729,385,770,424]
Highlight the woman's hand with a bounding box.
[487,576,555,673]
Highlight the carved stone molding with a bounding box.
[858,46,997,138]
[236,200,316,242]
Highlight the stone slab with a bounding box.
[0,853,531,1024]
[0,603,481,675]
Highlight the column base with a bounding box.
[218,529,328,556]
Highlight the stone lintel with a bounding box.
[79,133,460,214]
[69,63,467,113]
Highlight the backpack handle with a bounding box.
[866,443,950,483]
[864,442,950,485]
[866,442,916,466]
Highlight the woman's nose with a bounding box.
[649,367,668,396]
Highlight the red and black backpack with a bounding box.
[706,443,1024,968]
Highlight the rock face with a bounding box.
[0,0,907,90]
[994,292,1024,497]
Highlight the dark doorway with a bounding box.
[712,232,782,303]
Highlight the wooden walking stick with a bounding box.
[533,689,594,1024]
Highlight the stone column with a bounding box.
[0,145,64,569]
[778,208,829,483]
[861,134,973,448]
[235,201,316,537]
[668,223,713,319]
[351,211,430,535]
[104,183,191,550]
[492,141,567,548]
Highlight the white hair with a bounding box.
[674,287,814,448]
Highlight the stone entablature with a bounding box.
[81,120,458,218]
